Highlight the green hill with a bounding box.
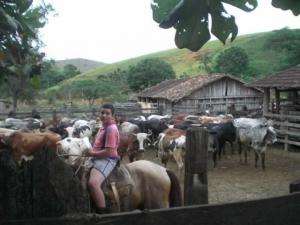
[55,58,106,73]
[46,28,300,103]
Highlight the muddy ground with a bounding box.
[138,144,300,204]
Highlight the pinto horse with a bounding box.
[102,160,183,212]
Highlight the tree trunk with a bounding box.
[88,99,95,108]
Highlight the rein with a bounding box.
[56,152,90,176]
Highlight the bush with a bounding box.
[264,28,300,68]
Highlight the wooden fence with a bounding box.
[1,126,300,225]
[3,193,300,225]
[265,112,300,151]
[0,104,158,120]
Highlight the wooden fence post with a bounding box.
[184,125,208,206]
[290,180,300,193]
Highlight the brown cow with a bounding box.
[4,132,61,164]
[158,128,186,173]
[170,113,188,126]
[199,115,233,125]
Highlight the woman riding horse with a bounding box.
[86,103,120,214]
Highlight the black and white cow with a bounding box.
[234,118,277,170]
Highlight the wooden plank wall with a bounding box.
[173,78,263,114]
[4,193,300,225]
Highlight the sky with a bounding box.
[38,0,300,63]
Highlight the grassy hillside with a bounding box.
[55,58,106,73]
[46,28,300,103]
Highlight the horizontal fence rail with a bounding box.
[3,193,300,225]
[0,104,159,119]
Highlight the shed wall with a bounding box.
[173,78,263,114]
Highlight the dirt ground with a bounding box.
[141,144,300,204]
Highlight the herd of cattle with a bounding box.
[0,112,277,173]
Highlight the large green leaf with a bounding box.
[151,0,181,24]
[19,0,33,14]
[222,0,258,12]
[272,0,300,16]
[151,0,258,51]
[174,0,211,50]
[210,0,238,44]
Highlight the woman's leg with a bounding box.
[88,168,106,208]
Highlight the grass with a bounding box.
[46,29,300,100]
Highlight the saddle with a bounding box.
[102,163,134,212]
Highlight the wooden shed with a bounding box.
[138,74,263,115]
[249,65,300,151]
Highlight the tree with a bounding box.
[127,58,176,91]
[212,46,249,77]
[40,59,63,88]
[63,64,81,79]
[0,1,53,112]
[151,0,300,51]
[264,28,300,68]
[71,80,102,107]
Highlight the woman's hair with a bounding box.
[102,103,115,115]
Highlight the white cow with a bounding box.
[147,115,171,121]
[158,131,186,172]
[133,116,147,121]
[133,132,152,151]
[120,122,140,134]
[68,119,101,139]
[56,137,91,166]
[233,118,277,169]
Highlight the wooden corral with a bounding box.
[3,193,300,225]
[0,103,155,120]
[249,65,300,151]
[138,74,263,115]
[1,123,300,225]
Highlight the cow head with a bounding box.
[56,137,91,165]
[133,133,151,151]
[264,126,277,145]
[251,124,277,153]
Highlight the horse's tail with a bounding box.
[166,169,183,207]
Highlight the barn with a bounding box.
[138,74,263,115]
[249,65,300,151]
